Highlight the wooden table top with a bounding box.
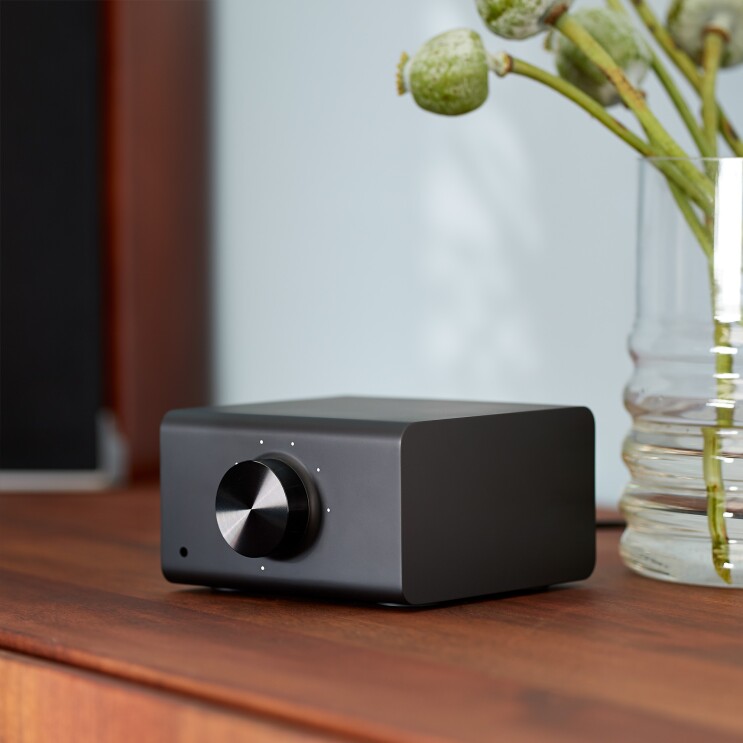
[1,484,742,742]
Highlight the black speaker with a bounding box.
[0,0,104,478]
[161,396,595,605]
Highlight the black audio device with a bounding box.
[160,396,595,605]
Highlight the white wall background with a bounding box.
[213,0,743,506]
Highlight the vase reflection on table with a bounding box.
[621,157,743,587]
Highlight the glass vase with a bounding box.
[620,157,743,587]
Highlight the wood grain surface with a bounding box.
[0,650,333,743]
[0,485,742,742]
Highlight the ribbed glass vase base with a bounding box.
[621,488,743,588]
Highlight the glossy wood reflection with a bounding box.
[0,486,742,742]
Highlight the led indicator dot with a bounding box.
[316,467,321,472]
[290,441,295,447]
[326,507,331,513]
[259,439,264,444]
[260,565,265,571]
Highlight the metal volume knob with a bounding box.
[215,458,309,558]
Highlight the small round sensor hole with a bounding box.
[179,547,188,557]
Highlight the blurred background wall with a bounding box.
[213,0,743,507]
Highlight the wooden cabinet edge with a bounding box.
[0,650,334,743]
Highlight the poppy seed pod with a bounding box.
[475,0,574,40]
[549,8,652,106]
[668,0,743,67]
[397,29,489,116]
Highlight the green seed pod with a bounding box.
[397,29,489,116]
[668,0,743,67]
[549,8,652,106]
[475,0,574,40]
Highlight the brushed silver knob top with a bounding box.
[215,458,309,558]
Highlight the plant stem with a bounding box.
[667,181,713,260]
[654,55,715,158]
[703,317,736,584]
[549,11,715,205]
[720,113,743,157]
[674,167,737,583]
[703,424,733,583]
[628,0,743,156]
[713,323,736,432]
[603,0,624,14]
[701,31,724,157]
[673,186,734,585]
[494,55,652,154]
[630,0,700,84]
[701,158,737,582]
[489,53,711,211]
[604,0,712,157]
[551,12,676,151]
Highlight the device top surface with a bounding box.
[213,396,564,424]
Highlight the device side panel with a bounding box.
[400,408,595,604]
